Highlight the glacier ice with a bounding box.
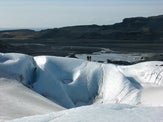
[11,104,163,122]
[1,53,163,121]
[0,53,36,86]
[0,53,163,109]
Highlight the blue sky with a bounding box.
[0,0,162,29]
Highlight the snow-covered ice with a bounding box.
[33,55,142,108]
[0,53,163,121]
[11,104,163,122]
[0,78,64,121]
[33,55,163,107]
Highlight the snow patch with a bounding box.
[0,78,64,121]
[11,104,163,122]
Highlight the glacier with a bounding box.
[11,104,163,122]
[0,53,163,121]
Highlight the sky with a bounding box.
[0,0,163,29]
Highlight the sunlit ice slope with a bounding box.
[0,53,64,121]
[34,55,163,108]
[118,62,163,106]
[0,53,163,121]
[34,55,142,108]
[0,78,64,121]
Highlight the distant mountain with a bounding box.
[0,15,163,42]
[0,29,35,39]
[36,15,163,42]
[0,15,163,55]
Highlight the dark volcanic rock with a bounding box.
[0,15,163,55]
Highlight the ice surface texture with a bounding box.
[1,53,163,121]
[11,104,163,122]
[0,53,163,108]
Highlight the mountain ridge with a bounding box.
[0,15,163,55]
[0,15,162,41]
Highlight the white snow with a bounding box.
[33,56,142,108]
[117,61,163,106]
[0,53,64,121]
[34,56,163,107]
[0,78,64,121]
[141,87,163,106]
[117,61,163,86]
[0,53,163,121]
[11,104,163,122]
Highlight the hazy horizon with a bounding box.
[0,14,162,31]
[0,0,163,29]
